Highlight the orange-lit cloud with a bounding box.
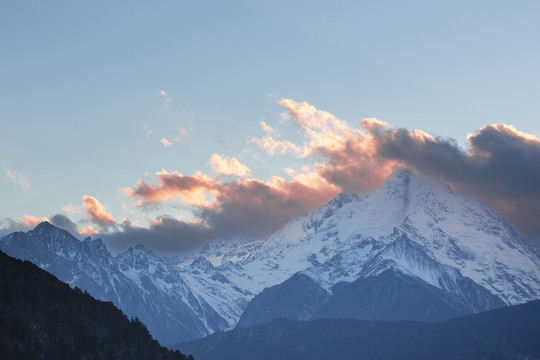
[82,195,115,225]
[124,170,222,207]
[113,99,540,252]
[208,154,251,177]
[251,99,540,240]
[78,225,99,235]
[22,215,48,227]
[253,98,399,193]
[123,166,339,245]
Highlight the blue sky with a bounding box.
[1,1,540,252]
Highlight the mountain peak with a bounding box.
[389,167,414,178]
[34,221,56,231]
[383,168,419,187]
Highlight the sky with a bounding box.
[1,1,539,254]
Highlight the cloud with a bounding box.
[0,215,49,237]
[78,225,100,236]
[250,99,540,240]
[249,120,301,155]
[254,99,398,193]
[260,121,275,134]
[116,167,338,252]
[173,128,188,143]
[22,215,49,227]
[50,214,79,235]
[123,170,222,207]
[62,204,83,215]
[159,90,173,108]
[180,128,188,139]
[82,195,116,225]
[104,217,212,254]
[110,98,540,253]
[145,129,153,142]
[159,89,173,109]
[5,169,30,190]
[160,137,172,147]
[208,154,251,177]
[370,123,540,239]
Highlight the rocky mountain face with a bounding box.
[2,170,539,343]
[0,222,227,345]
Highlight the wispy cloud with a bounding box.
[62,204,83,215]
[180,127,188,139]
[5,168,30,190]
[159,89,173,109]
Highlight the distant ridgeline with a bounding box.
[0,250,193,360]
[177,301,540,360]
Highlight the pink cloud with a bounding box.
[82,195,116,225]
[5,169,30,190]
[124,170,222,207]
[160,137,172,147]
[22,215,48,227]
[116,98,540,249]
[180,128,188,139]
[124,167,339,240]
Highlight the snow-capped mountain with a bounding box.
[2,170,539,343]
[0,222,227,345]
[177,169,540,329]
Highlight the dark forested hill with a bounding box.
[0,250,192,360]
[178,300,540,360]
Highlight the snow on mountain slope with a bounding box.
[2,170,539,341]
[0,222,228,345]
[179,170,540,329]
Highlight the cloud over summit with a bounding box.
[95,100,540,252]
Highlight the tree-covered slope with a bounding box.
[0,250,192,360]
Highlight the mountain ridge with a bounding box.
[2,169,539,343]
[176,300,540,360]
[0,222,228,345]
